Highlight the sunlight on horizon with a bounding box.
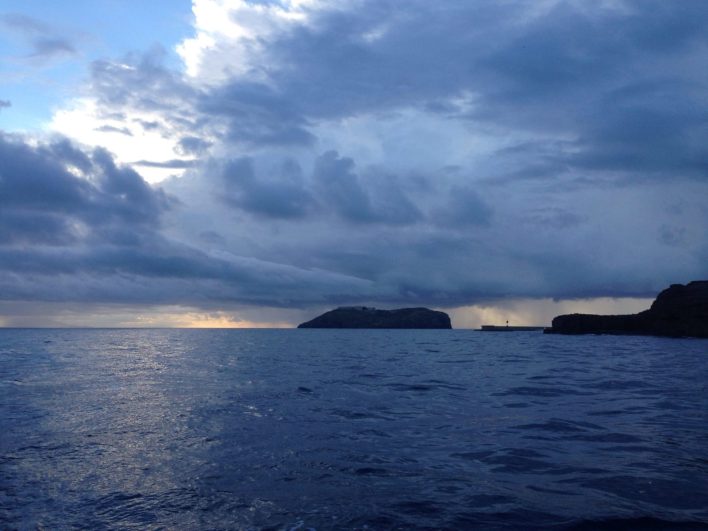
[0,298,654,329]
[445,297,654,329]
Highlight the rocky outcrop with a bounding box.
[544,281,708,338]
[297,306,452,329]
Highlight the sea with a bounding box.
[1,329,707,530]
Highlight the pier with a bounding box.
[479,325,545,332]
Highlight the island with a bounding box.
[480,325,545,332]
[297,306,452,329]
[544,281,708,338]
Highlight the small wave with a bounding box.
[393,499,443,516]
[585,379,654,391]
[563,516,708,530]
[388,383,435,392]
[4,329,708,530]
[329,408,388,420]
[353,466,390,476]
[514,419,605,433]
[503,402,531,408]
[493,386,592,398]
[562,432,643,444]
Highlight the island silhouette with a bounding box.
[298,306,452,329]
[545,281,708,338]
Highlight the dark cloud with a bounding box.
[219,157,314,219]
[199,81,315,146]
[570,81,708,178]
[1,13,77,61]
[199,230,225,245]
[90,48,196,119]
[207,152,423,224]
[131,159,195,169]
[312,151,373,223]
[99,111,127,121]
[73,1,708,190]
[0,100,10,111]
[91,147,171,224]
[524,208,583,230]
[28,37,75,58]
[363,172,424,226]
[0,133,169,245]
[6,1,708,315]
[252,0,708,186]
[0,211,78,246]
[0,234,375,307]
[177,136,212,156]
[95,125,133,136]
[312,151,422,225]
[1,134,91,216]
[1,13,48,33]
[134,119,160,131]
[658,225,687,248]
[433,186,493,228]
[0,133,374,306]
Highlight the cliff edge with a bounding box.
[298,306,452,329]
[544,281,708,338]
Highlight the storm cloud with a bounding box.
[4,0,708,316]
[0,133,376,306]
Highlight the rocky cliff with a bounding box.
[298,306,452,329]
[544,281,708,338]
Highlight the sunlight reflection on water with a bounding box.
[1,329,707,529]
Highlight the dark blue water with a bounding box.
[1,329,707,530]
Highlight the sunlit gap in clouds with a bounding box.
[445,297,654,329]
[50,98,193,184]
[0,298,654,329]
[125,310,294,329]
[0,302,297,328]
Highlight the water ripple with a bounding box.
[1,329,707,529]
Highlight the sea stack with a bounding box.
[298,306,452,329]
[544,281,708,338]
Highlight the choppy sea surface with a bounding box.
[1,329,707,530]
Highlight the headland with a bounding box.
[544,281,708,338]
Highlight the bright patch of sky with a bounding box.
[0,0,191,131]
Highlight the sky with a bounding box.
[1,0,707,328]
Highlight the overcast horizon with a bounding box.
[1,0,707,328]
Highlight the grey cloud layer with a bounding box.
[2,0,707,310]
[0,133,376,306]
[0,134,168,244]
[87,1,708,184]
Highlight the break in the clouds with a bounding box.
[2,0,708,323]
